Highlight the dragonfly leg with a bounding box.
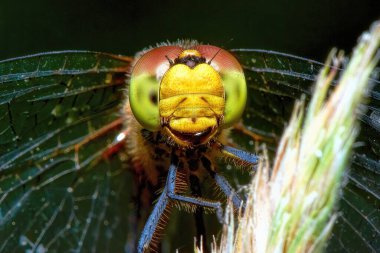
[201,157,245,211]
[232,121,276,143]
[218,144,259,170]
[165,155,223,222]
[137,180,171,253]
[137,154,179,253]
[138,153,224,253]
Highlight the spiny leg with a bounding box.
[203,143,259,211]
[138,153,224,253]
[201,156,244,211]
[137,154,178,253]
[137,180,171,253]
[217,144,259,169]
[166,162,224,222]
[232,121,276,143]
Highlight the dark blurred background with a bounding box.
[1,0,379,61]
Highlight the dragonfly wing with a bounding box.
[232,49,380,252]
[0,51,133,252]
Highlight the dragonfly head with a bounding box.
[129,44,247,147]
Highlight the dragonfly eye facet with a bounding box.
[195,45,247,128]
[129,46,183,131]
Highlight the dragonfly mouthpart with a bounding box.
[166,124,217,146]
[159,92,224,147]
[162,112,222,146]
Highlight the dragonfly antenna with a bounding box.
[165,55,174,65]
[208,38,235,65]
[207,48,223,65]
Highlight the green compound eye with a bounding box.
[193,45,247,128]
[129,45,183,131]
[129,73,160,131]
[222,71,247,128]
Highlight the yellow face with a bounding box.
[129,44,247,147]
[159,53,225,146]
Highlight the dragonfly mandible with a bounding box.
[0,40,378,252]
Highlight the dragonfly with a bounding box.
[0,40,379,253]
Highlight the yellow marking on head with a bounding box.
[160,64,224,99]
[178,49,202,59]
[159,94,224,117]
[169,117,217,132]
[159,62,225,146]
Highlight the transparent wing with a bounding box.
[1,48,379,253]
[232,49,380,252]
[0,51,133,252]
